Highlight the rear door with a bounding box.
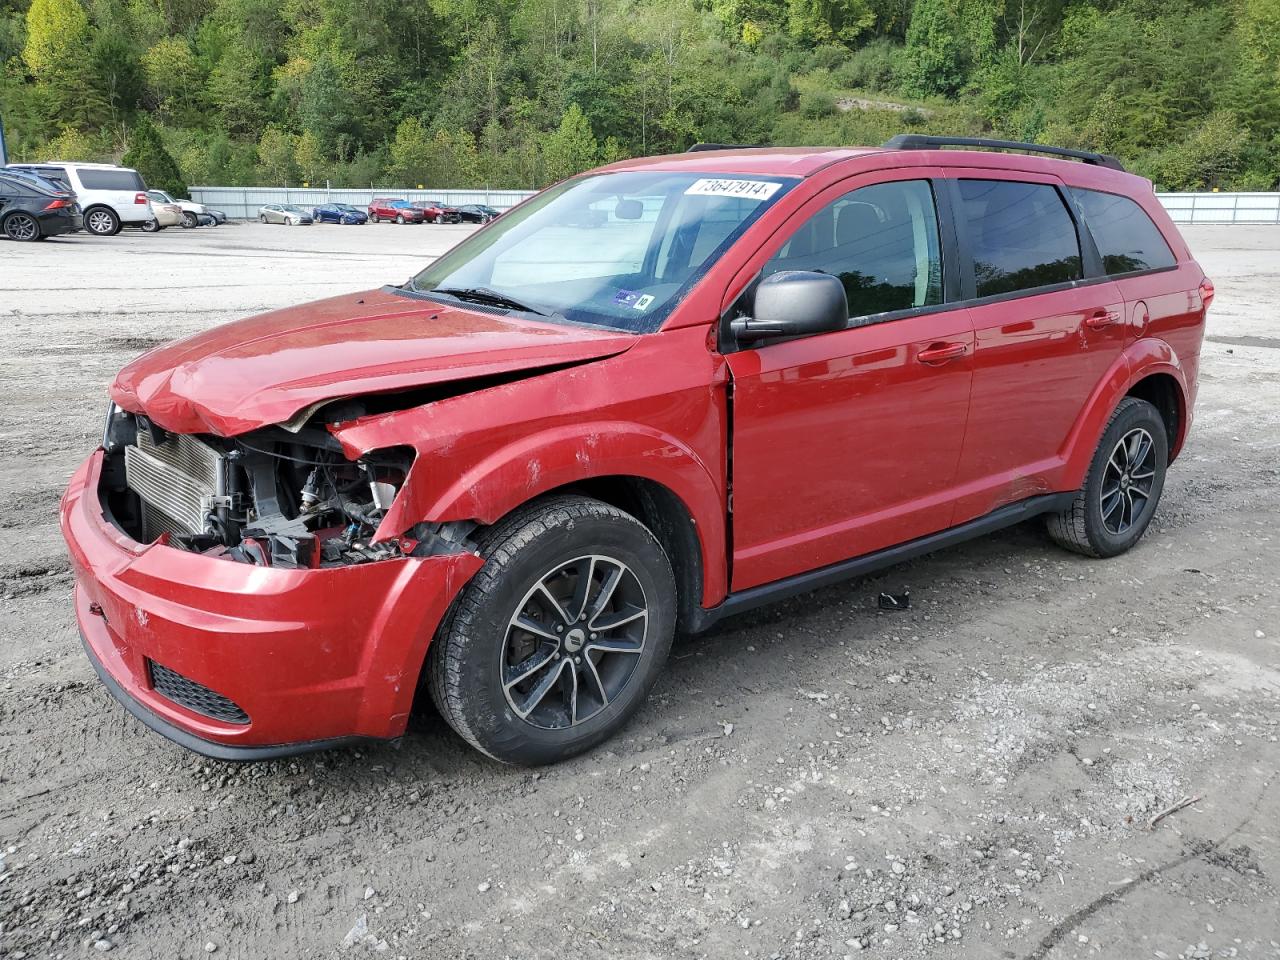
[725,170,976,590]
[942,172,1125,524]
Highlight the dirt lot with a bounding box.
[1,222,1278,960]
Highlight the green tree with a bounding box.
[142,36,204,119]
[22,0,89,76]
[900,0,969,96]
[542,103,598,183]
[294,128,326,184]
[787,0,876,48]
[257,126,298,184]
[388,116,432,185]
[123,115,188,195]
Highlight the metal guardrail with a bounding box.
[188,186,537,220]
[189,185,1280,224]
[1156,192,1280,224]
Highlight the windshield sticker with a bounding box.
[633,294,655,310]
[684,178,782,201]
[613,289,641,307]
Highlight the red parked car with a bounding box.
[411,199,462,223]
[62,136,1210,764]
[367,198,424,223]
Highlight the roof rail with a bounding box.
[882,135,1124,171]
[686,143,759,152]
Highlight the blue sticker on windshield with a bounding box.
[613,289,640,307]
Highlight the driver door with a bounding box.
[725,172,975,591]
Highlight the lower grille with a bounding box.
[147,660,250,725]
[123,432,225,539]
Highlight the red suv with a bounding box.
[367,198,424,223]
[62,137,1210,764]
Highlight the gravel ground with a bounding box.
[1,222,1277,960]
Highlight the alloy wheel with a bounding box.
[1100,427,1157,535]
[4,213,39,241]
[501,554,649,730]
[87,210,115,234]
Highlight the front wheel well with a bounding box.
[1125,373,1184,461]
[480,477,705,634]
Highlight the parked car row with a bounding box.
[257,198,504,226]
[1,161,228,240]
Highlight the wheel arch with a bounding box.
[1062,339,1190,489]
[354,422,729,615]
[521,475,707,635]
[1124,371,1186,463]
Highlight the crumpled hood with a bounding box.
[109,288,638,436]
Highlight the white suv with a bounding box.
[4,162,151,236]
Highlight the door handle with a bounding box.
[917,342,967,365]
[1085,309,1121,330]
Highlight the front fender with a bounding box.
[1061,337,1190,490]
[330,330,730,606]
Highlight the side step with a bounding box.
[686,492,1076,633]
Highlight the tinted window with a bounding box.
[77,168,145,191]
[958,180,1081,298]
[12,166,71,191]
[0,175,35,196]
[763,179,944,319]
[1070,188,1176,275]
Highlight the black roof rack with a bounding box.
[686,143,760,152]
[882,135,1124,171]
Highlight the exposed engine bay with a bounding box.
[99,405,471,568]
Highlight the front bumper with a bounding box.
[61,450,483,758]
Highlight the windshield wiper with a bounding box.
[429,286,549,316]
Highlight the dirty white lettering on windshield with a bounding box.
[684,179,781,201]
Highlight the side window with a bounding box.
[77,169,146,191]
[958,180,1081,298]
[763,180,944,320]
[1069,188,1177,275]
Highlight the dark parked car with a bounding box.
[312,203,368,225]
[456,204,501,224]
[368,198,424,223]
[411,199,462,223]
[0,170,82,240]
[63,136,1209,765]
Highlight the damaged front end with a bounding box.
[100,404,467,569]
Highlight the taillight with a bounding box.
[44,198,71,210]
[135,192,148,205]
[1199,277,1215,309]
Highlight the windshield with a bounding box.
[407,170,793,332]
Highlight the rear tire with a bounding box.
[427,495,676,765]
[1047,396,1168,558]
[141,218,160,232]
[84,206,119,236]
[2,211,41,241]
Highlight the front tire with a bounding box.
[395,214,405,224]
[84,206,120,236]
[1047,397,1168,558]
[428,496,676,765]
[259,214,268,223]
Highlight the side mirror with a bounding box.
[731,271,848,343]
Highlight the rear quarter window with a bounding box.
[1070,188,1177,275]
[76,169,146,191]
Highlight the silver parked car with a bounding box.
[258,203,313,225]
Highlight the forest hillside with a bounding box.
[1,0,1277,194]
